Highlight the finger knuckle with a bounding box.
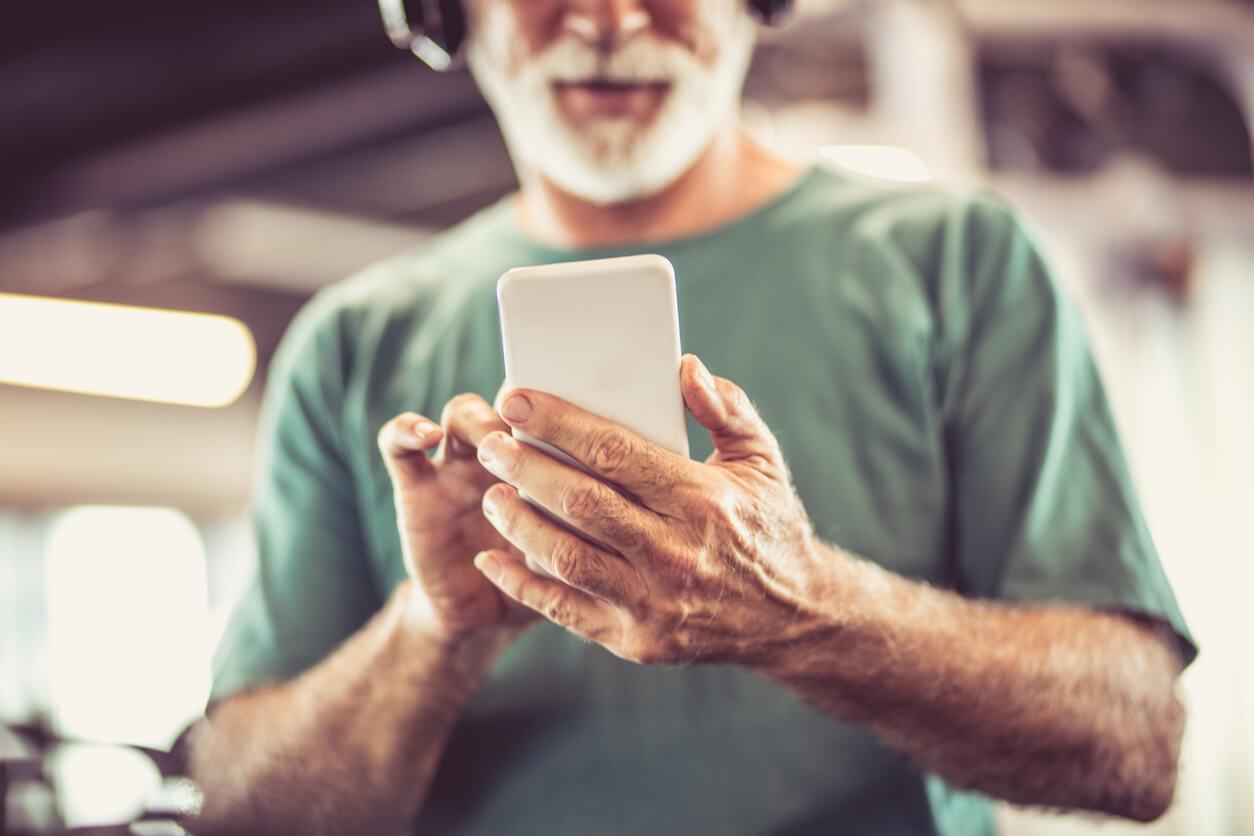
[638,458,681,496]
[440,393,481,423]
[548,538,585,585]
[560,481,604,523]
[604,511,645,554]
[489,437,519,477]
[576,551,619,598]
[543,593,575,626]
[590,430,632,477]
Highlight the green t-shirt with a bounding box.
[213,165,1195,835]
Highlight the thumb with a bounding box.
[681,355,779,464]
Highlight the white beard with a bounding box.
[467,3,757,206]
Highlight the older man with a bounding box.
[187,1,1195,833]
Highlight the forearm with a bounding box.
[753,545,1186,821]
[186,580,515,835]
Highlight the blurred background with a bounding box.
[1,0,1251,832]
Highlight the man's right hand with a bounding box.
[378,394,536,643]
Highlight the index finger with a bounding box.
[495,389,691,508]
[438,392,509,460]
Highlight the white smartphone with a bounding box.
[497,254,690,566]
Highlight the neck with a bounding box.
[513,128,804,250]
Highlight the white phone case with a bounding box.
[497,254,690,569]
[497,253,689,460]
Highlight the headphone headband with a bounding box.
[379,0,793,70]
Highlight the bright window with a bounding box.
[45,506,211,750]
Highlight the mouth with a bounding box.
[552,78,671,118]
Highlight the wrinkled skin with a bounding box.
[470,354,827,666]
[377,393,536,642]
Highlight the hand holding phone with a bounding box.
[496,254,690,570]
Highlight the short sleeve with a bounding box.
[210,292,383,702]
[939,198,1196,665]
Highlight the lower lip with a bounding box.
[553,81,670,117]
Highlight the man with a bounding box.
[186,0,1196,833]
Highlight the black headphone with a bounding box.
[379,0,794,70]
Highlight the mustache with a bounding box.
[529,36,699,84]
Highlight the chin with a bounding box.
[536,107,725,205]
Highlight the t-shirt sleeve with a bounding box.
[210,292,382,703]
[939,196,1196,665]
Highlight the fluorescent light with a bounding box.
[0,293,255,407]
[820,145,933,183]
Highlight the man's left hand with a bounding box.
[472,354,829,666]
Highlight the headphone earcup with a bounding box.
[437,0,467,56]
